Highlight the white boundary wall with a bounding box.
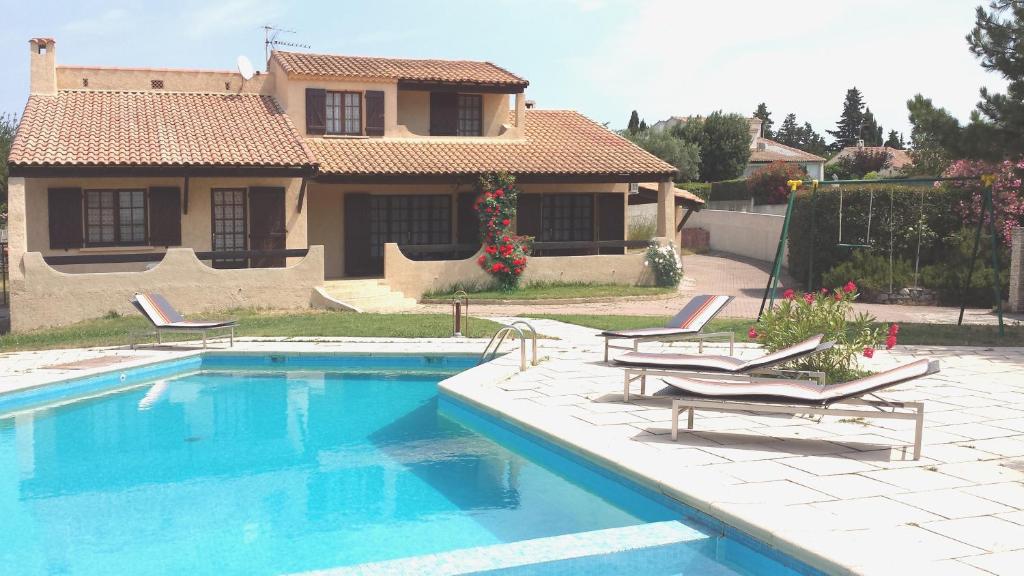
[682,210,787,266]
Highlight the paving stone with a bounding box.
[964,482,1024,509]
[810,496,944,528]
[861,467,972,491]
[923,516,1024,552]
[937,461,1024,484]
[776,455,879,476]
[891,489,1014,519]
[961,550,1024,575]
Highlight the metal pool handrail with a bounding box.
[480,321,538,371]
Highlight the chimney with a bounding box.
[29,38,57,95]
[525,99,535,109]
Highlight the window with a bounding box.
[541,194,593,242]
[84,190,147,246]
[326,91,362,135]
[368,195,451,260]
[457,94,482,136]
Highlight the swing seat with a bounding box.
[837,243,871,249]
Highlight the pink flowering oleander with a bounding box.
[944,158,1024,245]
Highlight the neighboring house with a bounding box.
[827,142,913,177]
[5,38,677,330]
[743,119,825,180]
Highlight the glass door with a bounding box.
[211,189,248,268]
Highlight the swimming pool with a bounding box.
[0,354,818,575]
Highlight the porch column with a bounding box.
[6,177,27,283]
[655,179,674,240]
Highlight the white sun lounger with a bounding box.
[615,334,832,401]
[131,293,236,348]
[667,359,939,459]
[600,295,734,361]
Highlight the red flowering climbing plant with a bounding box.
[475,172,531,291]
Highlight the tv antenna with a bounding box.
[263,25,310,64]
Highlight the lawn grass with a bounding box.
[425,281,676,301]
[529,314,1024,347]
[0,310,505,352]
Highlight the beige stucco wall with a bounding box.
[9,246,325,332]
[683,209,788,266]
[56,66,265,94]
[383,242,654,300]
[19,176,307,271]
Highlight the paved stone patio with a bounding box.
[3,322,1024,575]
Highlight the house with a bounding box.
[743,119,825,180]
[5,38,677,331]
[827,142,913,177]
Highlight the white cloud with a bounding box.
[184,0,285,39]
[62,8,133,34]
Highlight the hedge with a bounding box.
[786,185,969,290]
[709,179,750,202]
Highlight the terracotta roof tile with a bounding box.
[828,145,914,169]
[9,91,316,168]
[749,137,826,163]
[308,110,676,178]
[272,51,528,88]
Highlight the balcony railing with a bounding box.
[399,240,648,259]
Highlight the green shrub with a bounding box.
[821,251,914,298]
[646,242,683,287]
[709,179,750,202]
[919,228,1009,306]
[752,285,898,383]
[628,213,657,242]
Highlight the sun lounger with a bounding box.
[667,359,939,459]
[615,334,832,401]
[601,295,735,361]
[131,293,236,348]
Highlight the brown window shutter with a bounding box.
[306,88,326,135]
[148,187,182,246]
[597,193,626,254]
[365,90,385,137]
[48,187,83,249]
[429,92,458,136]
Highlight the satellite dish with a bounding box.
[236,55,255,80]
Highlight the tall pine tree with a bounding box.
[798,122,829,157]
[627,110,641,135]
[752,103,774,138]
[828,87,866,150]
[776,113,800,147]
[884,130,905,149]
[861,107,883,146]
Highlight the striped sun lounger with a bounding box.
[131,293,236,348]
[667,359,939,459]
[600,295,734,361]
[615,334,833,401]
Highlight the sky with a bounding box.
[0,0,1007,142]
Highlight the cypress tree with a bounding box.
[828,87,866,150]
[752,103,774,138]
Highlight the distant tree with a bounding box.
[832,149,892,179]
[673,111,751,181]
[1,113,18,211]
[861,107,883,146]
[884,130,905,149]
[906,94,963,174]
[627,110,641,135]
[828,87,866,150]
[753,102,774,138]
[638,118,647,131]
[798,122,829,157]
[776,113,800,146]
[623,129,701,182]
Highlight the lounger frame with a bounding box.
[604,331,735,362]
[131,324,235,349]
[670,396,925,460]
[622,366,826,402]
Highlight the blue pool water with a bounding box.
[0,355,814,575]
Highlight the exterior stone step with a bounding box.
[313,278,416,313]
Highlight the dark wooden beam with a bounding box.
[182,174,190,215]
[678,208,695,232]
[43,248,309,266]
[313,172,675,185]
[397,80,527,94]
[296,177,308,213]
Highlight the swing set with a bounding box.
[757,176,1006,336]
